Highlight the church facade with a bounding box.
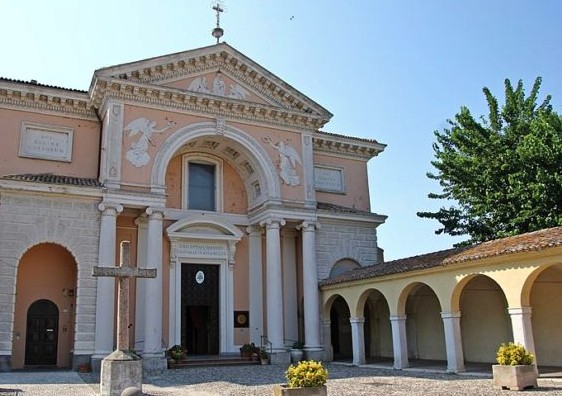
[0,42,386,371]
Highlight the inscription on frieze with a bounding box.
[175,243,227,258]
[19,122,73,162]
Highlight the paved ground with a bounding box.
[1,363,562,395]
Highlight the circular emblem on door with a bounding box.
[195,270,205,284]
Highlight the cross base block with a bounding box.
[100,351,142,396]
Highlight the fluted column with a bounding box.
[298,221,322,356]
[93,203,122,361]
[350,316,366,366]
[441,311,465,372]
[261,218,285,352]
[390,314,409,369]
[143,208,165,370]
[247,225,264,344]
[508,307,536,357]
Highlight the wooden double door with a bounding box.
[181,264,220,355]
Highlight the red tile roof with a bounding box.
[320,227,562,287]
[1,173,102,187]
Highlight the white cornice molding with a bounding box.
[93,43,333,120]
[0,80,96,120]
[317,211,387,226]
[0,179,103,198]
[90,76,327,130]
[313,133,386,161]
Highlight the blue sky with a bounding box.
[2,1,561,260]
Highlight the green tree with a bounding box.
[418,77,562,245]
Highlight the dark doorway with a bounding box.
[181,264,219,355]
[25,299,59,366]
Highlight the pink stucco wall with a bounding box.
[0,109,100,178]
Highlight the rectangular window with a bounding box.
[188,162,216,211]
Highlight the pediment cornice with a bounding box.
[0,79,96,119]
[92,43,332,122]
[313,131,386,160]
[91,76,328,130]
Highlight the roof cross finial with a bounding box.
[211,1,225,44]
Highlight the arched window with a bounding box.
[329,258,361,278]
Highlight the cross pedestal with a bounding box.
[93,240,157,396]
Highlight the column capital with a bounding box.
[349,316,365,324]
[441,311,462,319]
[296,221,320,232]
[246,224,263,236]
[146,207,165,219]
[260,218,286,229]
[98,202,123,216]
[389,314,407,322]
[508,307,532,316]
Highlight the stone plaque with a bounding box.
[195,270,205,284]
[19,122,73,162]
[314,166,344,193]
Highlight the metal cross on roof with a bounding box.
[211,1,226,43]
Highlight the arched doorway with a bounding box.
[460,275,511,363]
[12,243,77,369]
[363,290,392,362]
[404,283,446,361]
[25,300,59,366]
[530,264,562,366]
[330,296,352,361]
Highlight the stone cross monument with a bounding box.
[93,240,157,396]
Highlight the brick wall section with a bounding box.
[0,192,100,357]
[316,219,380,279]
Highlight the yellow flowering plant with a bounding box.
[285,360,328,388]
[496,342,534,366]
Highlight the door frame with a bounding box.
[170,257,234,353]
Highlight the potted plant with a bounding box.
[273,360,328,395]
[492,342,537,390]
[167,345,186,363]
[240,342,259,359]
[260,348,269,365]
[290,341,304,363]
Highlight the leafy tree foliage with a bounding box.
[418,77,562,245]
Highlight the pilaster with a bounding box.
[247,225,264,345]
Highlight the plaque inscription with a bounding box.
[19,122,73,162]
[314,166,344,193]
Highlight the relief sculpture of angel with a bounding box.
[124,118,176,167]
[263,137,302,186]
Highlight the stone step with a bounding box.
[168,356,261,369]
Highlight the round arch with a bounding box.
[151,122,281,207]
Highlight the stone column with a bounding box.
[93,203,122,368]
[508,307,536,357]
[441,311,465,373]
[142,208,166,372]
[261,218,288,363]
[282,229,298,345]
[247,225,264,345]
[390,314,409,369]
[322,319,333,361]
[298,221,322,360]
[134,217,148,352]
[350,317,366,366]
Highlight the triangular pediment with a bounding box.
[92,42,332,120]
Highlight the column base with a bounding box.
[142,353,167,374]
[100,351,142,396]
[0,355,11,372]
[269,351,291,365]
[304,348,324,362]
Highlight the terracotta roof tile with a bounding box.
[0,77,86,93]
[320,227,562,287]
[1,173,102,187]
